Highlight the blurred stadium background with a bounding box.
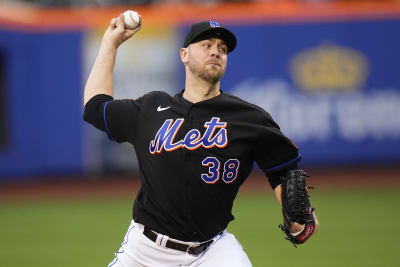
[0,0,399,266]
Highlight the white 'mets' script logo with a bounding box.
[157,105,171,112]
[149,117,228,153]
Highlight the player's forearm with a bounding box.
[84,42,117,106]
[274,184,282,205]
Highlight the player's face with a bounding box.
[186,38,228,83]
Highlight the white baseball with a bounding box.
[123,10,140,30]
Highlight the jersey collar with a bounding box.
[174,89,225,106]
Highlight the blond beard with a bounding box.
[188,61,225,84]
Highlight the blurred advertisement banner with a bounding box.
[0,29,84,178]
[2,3,400,177]
[212,19,400,165]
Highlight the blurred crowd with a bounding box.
[5,0,400,8]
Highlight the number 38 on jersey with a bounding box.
[201,157,240,184]
[149,117,240,184]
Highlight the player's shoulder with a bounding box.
[222,92,275,122]
[137,91,174,104]
[141,91,172,100]
[222,92,264,110]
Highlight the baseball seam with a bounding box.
[127,11,137,29]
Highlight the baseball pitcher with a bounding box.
[83,13,319,267]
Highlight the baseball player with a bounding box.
[83,14,319,267]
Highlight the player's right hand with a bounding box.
[103,14,142,49]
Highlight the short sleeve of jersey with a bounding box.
[254,112,301,174]
[83,94,142,143]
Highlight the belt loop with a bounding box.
[160,235,168,248]
[186,244,193,255]
[155,233,169,248]
[155,234,163,246]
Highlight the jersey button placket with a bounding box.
[184,106,196,159]
[183,105,201,240]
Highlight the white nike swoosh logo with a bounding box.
[157,105,171,112]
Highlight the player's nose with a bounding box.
[209,44,220,58]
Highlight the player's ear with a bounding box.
[180,47,188,64]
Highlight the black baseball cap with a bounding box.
[183,20,237,53]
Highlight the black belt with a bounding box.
[142,226,214,256]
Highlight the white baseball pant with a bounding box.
[108,220,252,267]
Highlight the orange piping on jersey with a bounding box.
[161,119,186,153]
[202,118,228,150]
[182,129,203,151]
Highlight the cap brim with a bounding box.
[188,27,237,53]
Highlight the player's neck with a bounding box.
[183,75,221,103]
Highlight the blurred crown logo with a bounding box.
[209,20,220,28]
[290,43,369,93]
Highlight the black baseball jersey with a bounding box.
[83,90,300,242]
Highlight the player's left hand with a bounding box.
[289,212,319,234]
[279,169,317,247]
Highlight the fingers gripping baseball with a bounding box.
[104,13,142,48]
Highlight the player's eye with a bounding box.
[219,47,227,53]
